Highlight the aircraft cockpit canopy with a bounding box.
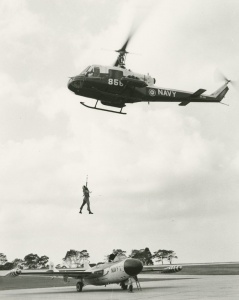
[80,66,90,75]
[80,65,100,77]
[108,253,127,263]
[113,254,127,262]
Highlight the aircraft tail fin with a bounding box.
[49,262,58,272]
[83,259,91,271]
[210,83,229,101]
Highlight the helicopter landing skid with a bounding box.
[80,101,126,115]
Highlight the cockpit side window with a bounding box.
[86,66,94,77]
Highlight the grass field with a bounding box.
[0,262,238,291]
[177,263,239,276]
[0,276,76,291]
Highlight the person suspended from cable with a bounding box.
[79,176,93,214]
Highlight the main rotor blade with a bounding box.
[114,27,136,67]
[115,32,133,54]
[112,6,155,67]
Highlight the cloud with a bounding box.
[1,0,239,264]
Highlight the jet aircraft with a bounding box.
[6,254,182,292]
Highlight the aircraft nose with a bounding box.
[67,78,74,90]
[124,259,143,276]
[68,76,84,91]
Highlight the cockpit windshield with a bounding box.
[80,66,91,75]
[79,65,100,77]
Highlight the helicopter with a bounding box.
[67,30,231,115]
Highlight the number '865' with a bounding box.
[108,79,123,86]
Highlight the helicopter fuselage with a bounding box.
[68,64,229,113]
[68,65,154,107]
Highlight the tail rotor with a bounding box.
[214,70,239,91]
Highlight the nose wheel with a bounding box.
[134,275,142,291]
[120,282,128,290]
[76,281,84,292]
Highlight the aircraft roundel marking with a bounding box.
[148,89,156,96]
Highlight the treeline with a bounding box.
[0,247,178,270]
[0,253,49,270]
[106,248,178,265]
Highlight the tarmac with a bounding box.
[1,274,239,300]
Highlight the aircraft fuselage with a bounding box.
[68,64,228,110]
[83,258,143,286]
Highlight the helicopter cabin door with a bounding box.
[93,67,100,77]
[109,69,123,79]
[108,69,124,91]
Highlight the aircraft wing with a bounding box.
[5,269,92,279]
[141,262,238,275]
[141,265,182,274]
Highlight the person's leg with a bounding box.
[80,200,86,212]
[86,198,93,214]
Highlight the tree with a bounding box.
[153,249,168,265]
[167,251,178,264]
[12,258,24,269]
[144,247,154,265]
[38,255,49,268]
[153,249,169,264]
[153,249,178,264]
[63,250,80,268]
[0,253,7,265]
[1,262,14,270]
[80,250,90,260]
[129,248,153,265]
[63,249,90,268]
[24,253,40,269]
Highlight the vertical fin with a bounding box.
[83,259,91,270]
[49,262,58,272]
[216,86,229,101]
[210,82,229,99]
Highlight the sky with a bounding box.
[1,0,239,265]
